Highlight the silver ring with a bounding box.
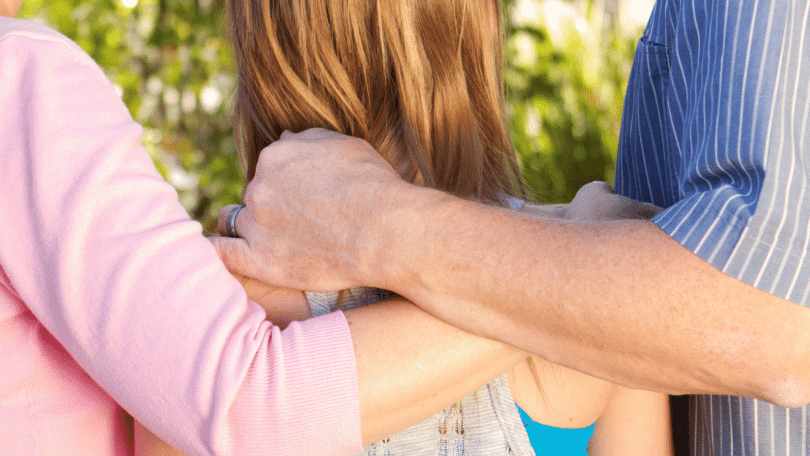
[225,205,245,238]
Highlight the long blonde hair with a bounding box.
[228,0,525,204]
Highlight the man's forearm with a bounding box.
[360,185,810,407]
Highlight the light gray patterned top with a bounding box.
[306,288,536,456]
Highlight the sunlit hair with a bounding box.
[228,0,525,204]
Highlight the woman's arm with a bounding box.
[508,355,672,456]
[507,356,614,429]
[230,274,311,328]
[230,281,529,445]
[133,280,311,456]
[133,279,525,454]
[346,299,526,444]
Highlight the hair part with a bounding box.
[228,0,525,205]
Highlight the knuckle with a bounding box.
[243,182,264,207]
[243,187,275,225]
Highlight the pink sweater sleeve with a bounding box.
[0,18,362,456]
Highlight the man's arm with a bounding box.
[213,128,810,408]
[369,186,810,405]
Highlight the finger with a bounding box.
[218,204,246,237]
[584,180,616,194]
[209,235,266,280]
[296,127,333,139]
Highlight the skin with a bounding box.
[6,0,772,448]
[137,181,672,455]
[213,128,810,408]
[0,0,21,18]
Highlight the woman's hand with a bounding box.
[564,181,663,222]
[231,271,311,328]
[519,182,662,223]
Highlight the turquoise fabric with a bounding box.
[516,404,595,455]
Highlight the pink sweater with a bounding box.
[0,17,362,456]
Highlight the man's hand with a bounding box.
[210,128,410,291]
[210,128,662,293]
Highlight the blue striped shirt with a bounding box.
[614,0,810,454]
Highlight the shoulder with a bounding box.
[0,17,109,87]
[0,16,131,136]
[0,17,87,56]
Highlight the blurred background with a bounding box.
[17,0,653,453]
[19,0,652,231]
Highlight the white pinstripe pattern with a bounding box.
[752,402,759,456]
[614,0,810,454]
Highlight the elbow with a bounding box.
[751,340,810,408]
[715,329,810,408]
[707,354,810,408]
[757,377,810,409]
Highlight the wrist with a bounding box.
[354,182,456,294]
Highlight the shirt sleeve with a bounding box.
[614,0,810,279]
[0,20,362,456]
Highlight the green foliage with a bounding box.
[503,0,641,203]
[20,0,240,231]
[19,0,642,225]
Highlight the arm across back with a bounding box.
[372,190,810,406]
[217,128,810,408]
